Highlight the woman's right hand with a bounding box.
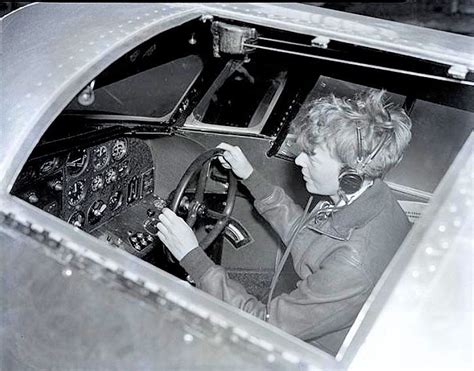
[216,143,254,180]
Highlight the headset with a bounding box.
[338,125,394,194]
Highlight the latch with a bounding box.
[210,21,258,58]
[447,64,469,80]
[311,36,330,49]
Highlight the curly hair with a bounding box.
[291,89,412,179]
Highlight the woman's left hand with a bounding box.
[156,208,199,261]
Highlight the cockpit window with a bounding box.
[65,55,203,119]
[193,59,287,129]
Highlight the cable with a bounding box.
[243,43,474,86]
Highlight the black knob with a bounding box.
[147,209,155,217]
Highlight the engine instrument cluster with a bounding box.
[12,137,155,233]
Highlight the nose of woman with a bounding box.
[295,152,307,168]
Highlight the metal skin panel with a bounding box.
[0,195,336,369]
[339,134,474,369]
[0,223,317,370]
[0,229,286,370]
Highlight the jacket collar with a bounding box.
[307,179,389,241]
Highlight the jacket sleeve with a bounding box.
[241,170,305,246]
[180,245,373,340]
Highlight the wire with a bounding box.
[243,43,474,86]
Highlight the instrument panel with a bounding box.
[12,137,155,232]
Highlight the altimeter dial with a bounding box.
[67,181,86,206]
[92,144,110,171]
[112,139,127,161]
[91,174,104,192]
[105,168,117,184]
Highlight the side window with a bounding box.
[277,76,404,159]
[65,55,203,119]
[185,59,288,134]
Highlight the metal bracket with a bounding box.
[210,21,258,58]
[311,36,330,49]
[447,64,469,80]
[78,80,96,106]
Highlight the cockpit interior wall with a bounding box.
[385,101,474,193]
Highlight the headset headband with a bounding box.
[357,129,393,172]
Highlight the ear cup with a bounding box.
[339,167,363,194]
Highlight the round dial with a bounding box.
[112,139,127,161]
[91,174,104,192]
[39,157,60,176]
[67,181,86,206]
[92,144,110,171]
[68,211,85,228]
[105,168,117,184]
[66,149,89,177]
[108,191,123,211]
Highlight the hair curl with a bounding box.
[291,89,412,179]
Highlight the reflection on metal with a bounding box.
[242,43,474,86]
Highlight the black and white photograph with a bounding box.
[1,2,473,370]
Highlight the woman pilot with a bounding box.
[156,89,412,355]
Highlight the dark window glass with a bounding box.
[65,55,203,118]
[195,59,287,128]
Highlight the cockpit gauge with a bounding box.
[92,144,110,171]
[39,157,60,176]
[105,168,117,184]
[88,200,107,225]
[91,174,104,192]
[66,149,89,177]
[112,139,127,161]
[68,211,85,228]
[67,181,86,206]
[108,191,123,211]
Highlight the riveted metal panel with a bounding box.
[0,195,336,369]
[0,222,319,370]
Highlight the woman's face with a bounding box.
[294,142,342,198]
